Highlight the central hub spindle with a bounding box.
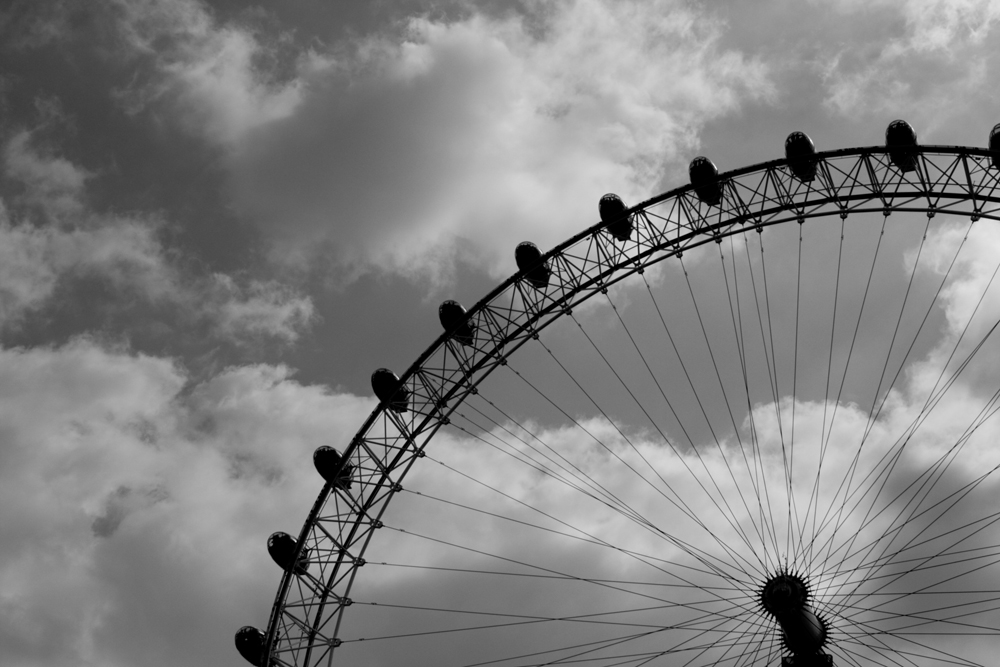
[760,573,828,659]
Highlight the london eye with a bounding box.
[237,120,1000,667]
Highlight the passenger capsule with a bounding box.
[989,123,1000,169]
[268,531,310,575]
[598,194,632,242]
[785,131,817,182]
[314,446,354,490]
[885,119,918,172]
[515,242,550,290]
[235,626,266,667]
[439,300,476,346]
[371,368,409,413]
[689,157,723,206]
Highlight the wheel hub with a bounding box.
[759,572,829,659]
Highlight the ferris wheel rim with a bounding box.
[255,141,1000,667]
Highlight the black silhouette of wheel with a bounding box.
[238,122,1000,667]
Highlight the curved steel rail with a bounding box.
[261,144,1000,666]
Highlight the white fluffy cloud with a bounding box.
[0,130,174,325]
[0,210,169,325]
[0,339,370,666]
[3,130,89,221]
[109,0,308,143]
[0,129,314,343]
[821,0,1000,130]
[112,0,772,283]
[242,2,769,282]
[208,275,315,345]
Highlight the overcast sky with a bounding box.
[2,1,1000,666]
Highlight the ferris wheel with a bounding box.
[236,120,1000,667]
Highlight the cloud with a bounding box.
[109,0,307,144]
[0,207,170,326]
[3,129,89,221]
[910,220,1000,397]
[0,0,78,50]
[0,338,370,666]
[0,128,314,344]
[113,0,771,284]
[820,0,1000,129]
[824,0,1000,51]
[208,275,315,345]
[0,131,174,326]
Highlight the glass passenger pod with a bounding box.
[598,193,633,242]
[371,368,409,413]
[313,446,354,490]
[267,531,310,575]
[990,122,1000,169]
[439,300,476,346]
[234,626,266,667]
[689,156,723,206]
[885,119,918,173]
[514,241,550,290]
[785,131,817,182]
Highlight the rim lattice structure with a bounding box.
[258,143,1000,667]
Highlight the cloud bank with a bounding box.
[104,0,772,283]
[0,128,314,344]
[0,340,369,665]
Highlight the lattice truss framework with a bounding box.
[262,146,1000,667]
